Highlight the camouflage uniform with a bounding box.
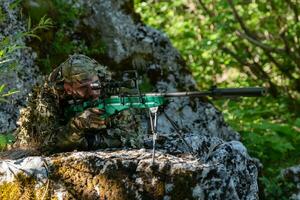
[13,54,144,154]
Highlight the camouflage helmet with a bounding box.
[49,54,111,83]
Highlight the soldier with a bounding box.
[11,54,144,155]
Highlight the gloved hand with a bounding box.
[68,107,107,131]
[50,107,107,152]
[78,108,107,129]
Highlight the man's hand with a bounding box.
[70,108,107,130]
[81,108,107,129]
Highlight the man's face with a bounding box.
[64,75,100,99]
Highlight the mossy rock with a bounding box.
[0,173,53,200]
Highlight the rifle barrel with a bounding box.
[145,87,267,97]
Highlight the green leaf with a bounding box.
[266,135,295,153]
[8,0,22,10]
[294,118,300,127]
[0,84,5,93]
[22,32,41,41]
[27,16,32,31]
[2,89,19,97]
[0,133,15,150]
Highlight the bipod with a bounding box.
[148,107,159,165]
[149,107,199,166]
[162,110,197,158]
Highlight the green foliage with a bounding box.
[0,135,7,150]
[0,8,52,100]
[0,36,22,71]
[140,76,154,92]
[215,97,300,172]
[24,0,106,73]
[23,15,53,41]
[260,176,296,200]
[0,133,15,150]
[135,0,300,103]
[0,15,52,69]
[8,0,22,10]
[0,6,6,24]
[0,84,18,103]
[135,0,300,198]
[214,96,300,199]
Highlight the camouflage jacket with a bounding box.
[13,55,145,154]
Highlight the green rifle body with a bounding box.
[67,95,167,118]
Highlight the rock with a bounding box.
[282,165,300,200]
[0,148,258,200]
[0,0,41,133]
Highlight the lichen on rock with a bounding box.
[0,0,41,133]
[0,149,258,200]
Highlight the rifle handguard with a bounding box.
[145,87,267,97]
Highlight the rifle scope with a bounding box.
[90,80,136,90]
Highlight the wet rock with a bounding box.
[0,149,258,200]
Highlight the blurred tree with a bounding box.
[135,0,300,110]
[135,1,300,198]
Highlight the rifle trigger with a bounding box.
[120,94,125,105]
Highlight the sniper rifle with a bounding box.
[66,71,267,164]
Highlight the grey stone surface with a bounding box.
[0,0,41,133]
[0,149,259,199]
